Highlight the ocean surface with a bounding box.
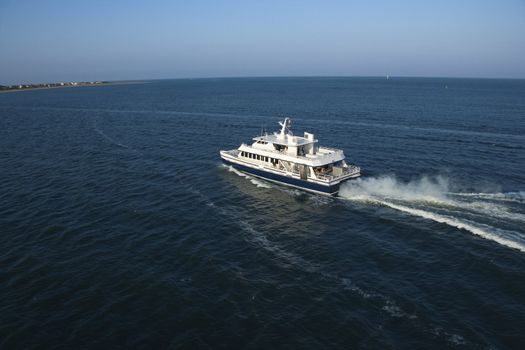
[1,77,524,349]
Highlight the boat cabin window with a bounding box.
[274,144,287,152]
[242,152,273,162]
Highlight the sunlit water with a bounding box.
[1,78,524,349]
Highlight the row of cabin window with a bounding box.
[241,151,277,163]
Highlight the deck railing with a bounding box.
[225,149,360,182]
[314,165,361,181]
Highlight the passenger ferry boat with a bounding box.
[220,118,361,195]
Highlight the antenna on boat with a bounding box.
[278,117,291,139]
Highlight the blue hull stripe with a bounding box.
[222,159,340,194]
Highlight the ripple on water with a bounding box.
[1,78,524,349]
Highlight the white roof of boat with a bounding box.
[252,117,318,146]
[253,133,317,146]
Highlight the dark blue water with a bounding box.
[1,77,524,349]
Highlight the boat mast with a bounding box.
[278,118,290,140]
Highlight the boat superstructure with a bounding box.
[220,118,361,195]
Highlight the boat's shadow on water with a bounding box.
[216,164,337,208]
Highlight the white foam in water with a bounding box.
[249,178,272,189]
[451,191,525,203]
[341,175,451,202]
[457,200,525,223]
[340,277,417,319]
[378,200,525,253]
[225,165,272,188]
[340,175,525,253]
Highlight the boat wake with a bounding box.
[449,191,525,203]
[339,175,525,253]
[190,178,476,346]
[92,119,132,150]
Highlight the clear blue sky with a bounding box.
[1,0,524,84]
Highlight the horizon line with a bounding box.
[3,74,525,86]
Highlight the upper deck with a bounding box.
[239,143,344,167]
[252,133,317,147]
[237,118,346,167]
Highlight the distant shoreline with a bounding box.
[0,80,147,93]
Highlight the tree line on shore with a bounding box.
[0,81,109,91]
